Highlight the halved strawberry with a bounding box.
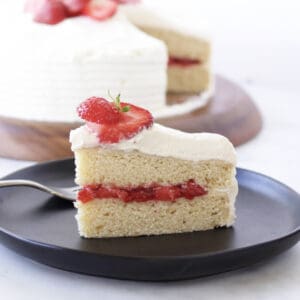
[77,97,120,124]
[26,0,67,25]
[78,95,153,143]
[82,0,118,21]
[93,102,153,143]
[62,0,90,16]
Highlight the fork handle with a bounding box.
[0,179,51,193]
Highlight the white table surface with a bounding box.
[0,0,300,299]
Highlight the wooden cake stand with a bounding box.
[0,76,262,162]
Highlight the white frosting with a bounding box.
[219,179,238,226]
[70,123,236,165]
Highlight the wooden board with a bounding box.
[0,76,262,162]
[160,76,263,144]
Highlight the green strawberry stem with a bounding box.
[108,90,130,113]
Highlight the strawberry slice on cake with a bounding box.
[77,95,153,143]
[70,95,238,238]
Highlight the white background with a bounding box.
[0,0,300,299]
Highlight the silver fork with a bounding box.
[0,179,78,201]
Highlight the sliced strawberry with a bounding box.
[62,0,90,16]
[77,97,120,124]
[82,0,118,21]
[93,102,153,143]
[27,0,67,25]
[78,95,153,143]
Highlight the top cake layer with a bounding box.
[121,4,211,62]
[71,123,236,187]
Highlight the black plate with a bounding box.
[0,159,299,281]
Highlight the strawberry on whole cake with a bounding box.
[70,95,238,238]
[0,0,212,123]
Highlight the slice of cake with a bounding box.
[121,3,211,94]
[70,95,238,238]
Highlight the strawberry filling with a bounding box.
[78,180,207,203]
[168,56,201,67]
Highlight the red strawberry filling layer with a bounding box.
[168,56,201,67]
[78,180,207,203]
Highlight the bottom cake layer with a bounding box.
[75,186,237,238]
[167,63,211,93]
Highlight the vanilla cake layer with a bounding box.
[75,186,237,238]
[135,24,210,63]
[122,5,211,62]
[74,148,236,189]
[168,64,211,93]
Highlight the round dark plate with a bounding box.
[0,159,299,281]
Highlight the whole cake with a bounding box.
[70,95,238,238]
[0,0,211,122]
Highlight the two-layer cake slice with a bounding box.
[70,96,238,238]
